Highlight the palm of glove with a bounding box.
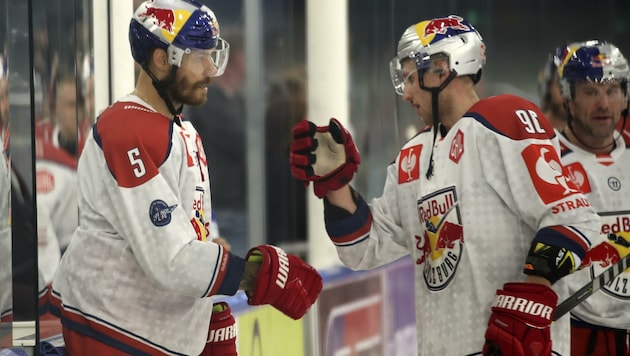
[290,118,360,198]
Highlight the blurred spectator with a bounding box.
[36,72,89,157]
[183,30,248,256]
[35,73,83,255]
[264,65,307,253]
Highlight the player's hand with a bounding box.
[290,118,360,198]
[245,245,322,319]
[212,237,231,252]
[200,302,237,356]
[483,283,557,356]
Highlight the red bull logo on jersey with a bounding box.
[417,16,471,46]
[416,189,463,290]
[191,186,208,241]
[398,144,422,184]
[582,213,630,298]
[522,144,581,205]
[149,199,178,227]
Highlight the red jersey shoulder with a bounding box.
[95,101,174,188]
[467,94,555,141]
[35,119,54,142]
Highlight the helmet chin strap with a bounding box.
[142,64,183,118]
[420,70,457,179]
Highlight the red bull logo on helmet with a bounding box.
[141,6,176,32]
[416,189,463,291]
[591,53,612,68]
[417,15,471,46]
[139,5,193,40]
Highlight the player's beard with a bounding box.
[573,115,617,143]
[168,73,211,107]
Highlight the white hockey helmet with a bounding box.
[389,15,486,95]
[557,40,629,100]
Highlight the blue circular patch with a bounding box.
[149,199,177,227]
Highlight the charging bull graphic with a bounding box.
[416,190,463,291]
[140,6,176,33]
[582,213,630,299]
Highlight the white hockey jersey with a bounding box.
[35,120,87,252]
[324,94,603,355]
[559,130,630,329]
[51,95,244,356]
[35,139,77,283]
[0,140,10,322]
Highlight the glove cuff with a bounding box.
[245,245,286,306]
[210,302,232,323]
[490,283,557,328]
[312,162,358,198]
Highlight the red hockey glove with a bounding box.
[245,245,322,319]
[483,283,557,356]
[200,302,237,356]
[290,118,360,198]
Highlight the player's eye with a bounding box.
[403,70,418,87]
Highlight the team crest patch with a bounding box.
[149,200,178,227]
[565,162,591,193]
[416,187,463,291]
[449,129,464,163]
[398,145,422,184]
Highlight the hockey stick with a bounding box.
[553,253,630,321]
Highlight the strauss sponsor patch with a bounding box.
[521,144,580,204]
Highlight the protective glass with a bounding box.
[185,37,230,77]
[389,52,430,95]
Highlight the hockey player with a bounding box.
[50,1,322,355]
[538,45,569,131]
[290,15,605,355]
[555,40,630,356]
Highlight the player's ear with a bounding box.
[149,48,170,74]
